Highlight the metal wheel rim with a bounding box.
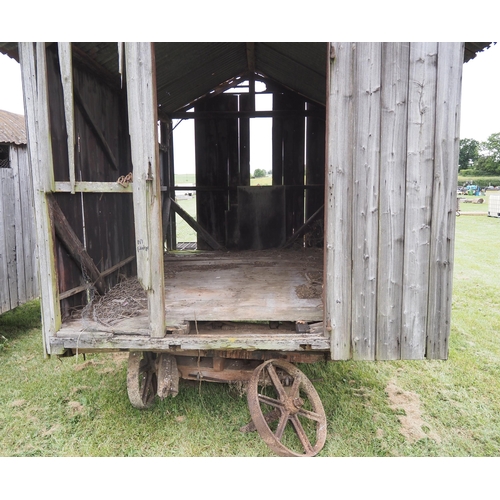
[127,351,157,409]
[247,359,327,457]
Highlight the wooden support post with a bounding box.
[19,42,61,355]
[58,42,76,193]
[125,42,166,338]
[326,42,354,360]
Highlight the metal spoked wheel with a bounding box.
[247,359,327,457]
[127,351,158,409]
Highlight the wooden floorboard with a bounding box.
[58,248,324,335]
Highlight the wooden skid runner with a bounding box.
[50,329,330,355]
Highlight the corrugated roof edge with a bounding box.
[0,109,27,145]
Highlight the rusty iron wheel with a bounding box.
[247,359,327,457]
[127,351,158,409]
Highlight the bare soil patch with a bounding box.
[386,380,441,444]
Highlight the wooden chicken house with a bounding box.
[0,42,490,456]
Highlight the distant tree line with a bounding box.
[459,132,500,175]
[252,169,272,178]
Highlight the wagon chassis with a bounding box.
[50,249,330,456]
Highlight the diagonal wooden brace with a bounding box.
[47,194,106,295]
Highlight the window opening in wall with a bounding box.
[0,144,10,168]
[172,114,197,250]
[251,91,272,184]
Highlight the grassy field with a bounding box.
[1,213,500,460]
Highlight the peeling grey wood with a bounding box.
[50,331,330,354]
[0,146,38,313]
[326,42,456,361]
[326,42,354,360]
[2,169,18,308]
[0,169,12,313]
[18,147,37,301]
[351,42,381,360]
[426,43,464,359]
[55,181,132,193]
[19,42,61,354]
[11,148,26,306]
[376,43,410,360]
[58,43,76,193]
[401,42,438,359]
[125,42,166,338]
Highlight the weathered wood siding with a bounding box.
[0,144,38,314]
[326,42,464,361]
[44,43,135,315]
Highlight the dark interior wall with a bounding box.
[272,92,306,240]
[45,44,135,313]
[195,94,239,250]
[192,88,325,250]
[305,101,325,220]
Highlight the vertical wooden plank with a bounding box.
[305,102,325,220]
[125,42,165,338]
[376,43,410,360]
[18,145,37,301]
[426,43,464,359]
[11,147,27,306]
[239,94,251,187]
[351,42,382,360]
[326,42,354,360]
[0,169,11,313]
[401,42,438,359]
[275,92,305,239]
[160,120,176,251]
[272,93,284,186]
[19,42,61,354]
[58,42,76,194]
[194,94,235,250]
[3,172,19,309]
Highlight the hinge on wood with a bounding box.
[330,44,336,60]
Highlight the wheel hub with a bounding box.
[285,396,304,414]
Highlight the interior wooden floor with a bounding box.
[58,247,324,336]
[163,247,323,325]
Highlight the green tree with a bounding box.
[459,138,479,171]
[253,168,267,178]
[476,133,500,175]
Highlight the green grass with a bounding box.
[173,175,273,244]
[1,215,500,457]
[458,189,494,213]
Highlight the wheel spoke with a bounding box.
[297,407,325,422]
[290,414,314,455]
[274,410,290,441]
[265,364,287,400]
[257,393,285,409]
[288,375,302,399]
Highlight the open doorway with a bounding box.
[168,78,325,252]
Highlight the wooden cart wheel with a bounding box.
[247,359,327,457]
[127,351,157,409]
